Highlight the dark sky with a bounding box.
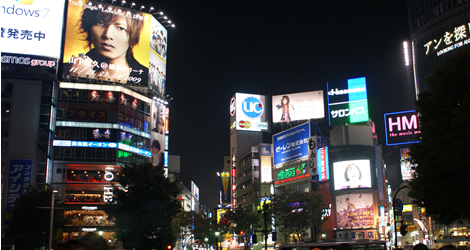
[146,1,417,210]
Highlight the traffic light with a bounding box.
[252,234,257,244]
[400,226,408,236]
[272,232,277,241]
[238,230,243,235]
[465,233,469,239]
[167,245,172,250]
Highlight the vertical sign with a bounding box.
[5,159,33,224]
[317,146,330,181]
[260,144,272,183]
[232,154,236,209]
[307,136,317,178]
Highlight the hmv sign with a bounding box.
[384,110,421,146]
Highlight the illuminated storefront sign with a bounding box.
[274,163,310,185]
[327,77,369,126]
[103,186,113,202]
[424,23,470,56]
[53,140,151,157]
[273,122,311,166]
[336,229,377,240]
[384,110,420,146]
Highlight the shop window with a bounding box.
[64,209,114,227]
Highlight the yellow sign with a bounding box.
[398,225,417,232]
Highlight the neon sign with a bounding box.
[275,163,310,185]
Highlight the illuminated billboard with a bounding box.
[384,110,420,146]
[61,0,167,92]
[273,162,312,185]
[260,144,272,183]
[329,145,376,192]
[272,122,311,166]
[336,193,375,229]
[231,93,269,132]
[327,77,369,126]
[423,21,470,57]
[151,99,167,167]
[333,159,372,191]
[1,0,66,58]
[191,181,199,200]
[272,91,324,123]
[400,148,416,181]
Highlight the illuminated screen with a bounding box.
[272,90,324,123]
[61,0,167,91]
[151,100,167,167]
[336,193,375,229]
[1,0,66,58]
[232,93,269,132]
[327,77,369,126]
[333,159,372,191]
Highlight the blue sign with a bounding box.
[5,159,33,224]
[242,96,264,118]
[272,122,311,166]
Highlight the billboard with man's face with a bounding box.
[272,91,324,123]
[61,0,167,93]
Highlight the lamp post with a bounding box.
[49,190,58,250]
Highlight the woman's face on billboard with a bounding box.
[346,165,360,181]
[90,16,130,62]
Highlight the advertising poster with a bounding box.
[62,0,167,91]
[151,100,166,167]
[260,144,272,183]
[1,0,66,58]
[272,90,324,123]
[327,77,369,126]
[273,122,311,166]
[400,148,416,180]
[333,159,372,190]
[192,181,199,200]
[234,93,269,132]
[336,193,375,228]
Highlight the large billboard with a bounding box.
[150,99,168,167]
[61,0,167,92]
[1,0,66,58]
[231,93,269,132]
[327,77,369,126]
[273,122,311,166]
[384,110,420,146]
[336,193,375,229]
[272,91,324,123]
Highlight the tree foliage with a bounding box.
[220,208,263,250]
[6,188,67,250]
[272,190,327,243]
[105,163,182,249]
[409,48,470,225]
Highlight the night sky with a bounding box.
[144,1,417,210]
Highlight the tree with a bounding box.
[6,188,67,250]
[105,163,182,249]
[272,190,327,243]
[408,48,470,225]
[221,208,263,250]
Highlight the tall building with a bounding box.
[408,0,470,95]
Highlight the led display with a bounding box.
[61,0,167,92]
[52,140,151,157]
[327,77,369,126]
[272,90,324,123]
[333,159,372,191]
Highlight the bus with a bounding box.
[278,240,387,250]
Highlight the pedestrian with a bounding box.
[414,243,429,250]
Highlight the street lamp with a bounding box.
[49,190,58,250]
